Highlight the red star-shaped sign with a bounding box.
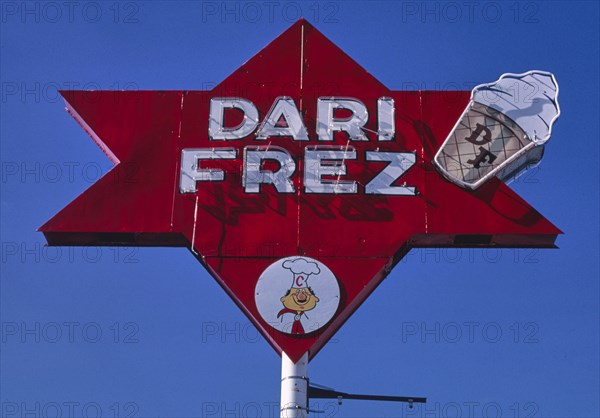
[40,20,560,362]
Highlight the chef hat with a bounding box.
[292,273,309,289]
[283,258,320,289]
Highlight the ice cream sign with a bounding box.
[40,20,562,362]
[180,69,560,197]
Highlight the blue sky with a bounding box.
[1,1,598,417]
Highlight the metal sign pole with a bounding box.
[280,352,308,418]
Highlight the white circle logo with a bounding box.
[255,256,340,335]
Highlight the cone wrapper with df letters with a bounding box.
[433,70,560,190]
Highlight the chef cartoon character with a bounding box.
[277,258,321,335]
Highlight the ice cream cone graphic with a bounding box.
[434,70,560,190]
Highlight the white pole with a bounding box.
[280,351,308,418]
